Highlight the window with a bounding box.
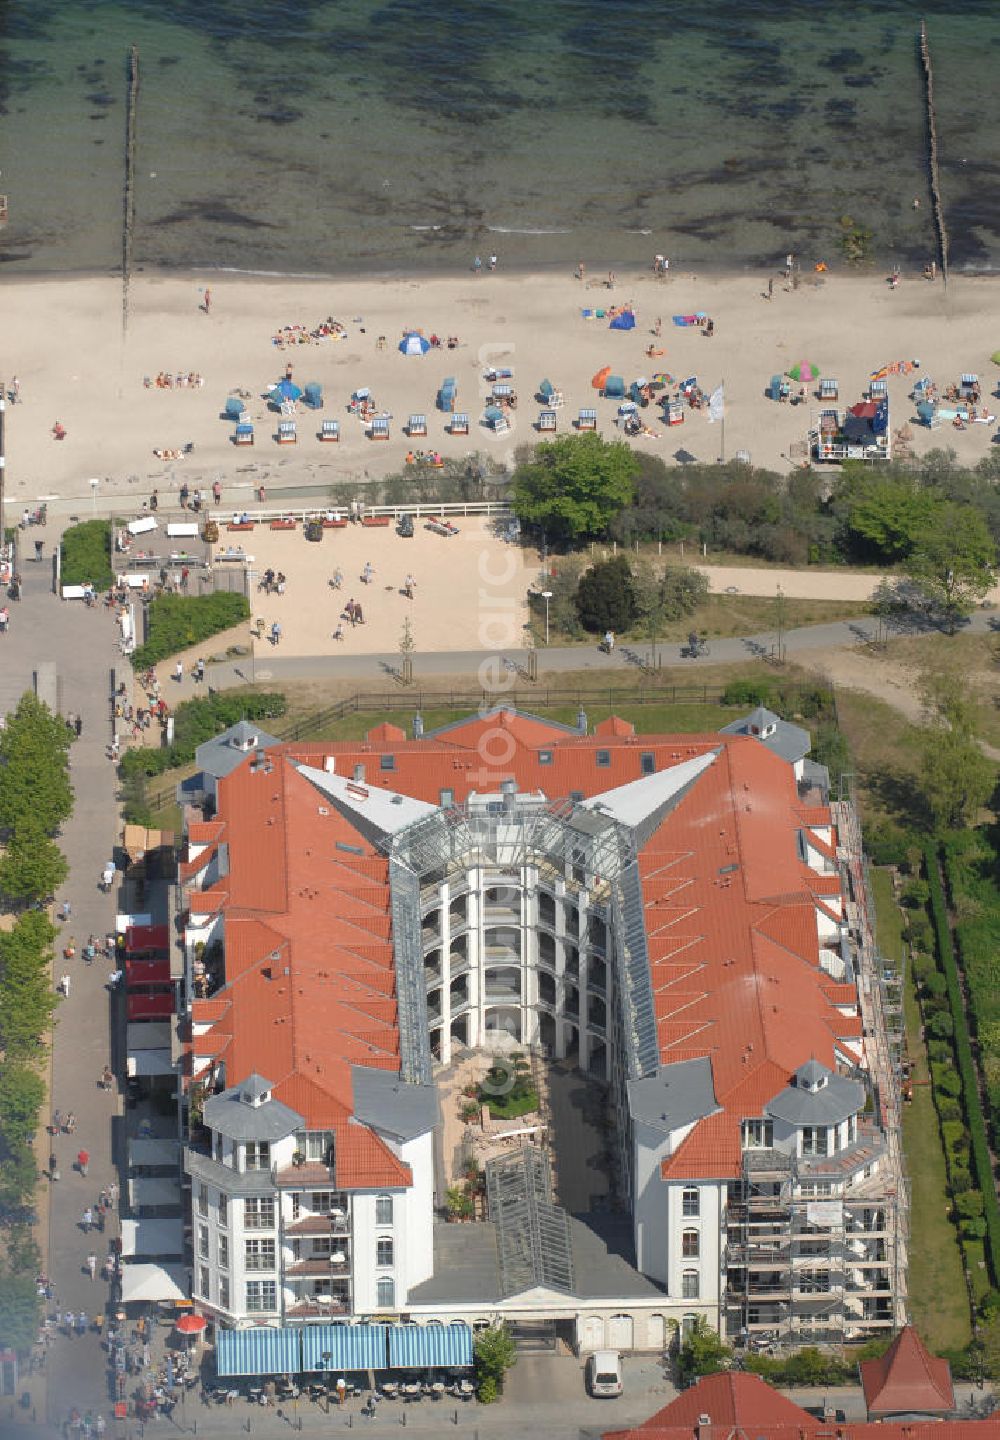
[641,752,656,776]
[198,1226,209,1260]
[218,1234,229,1270]
[197,1183,208,1217]
[681,1313,698,1341]
[305,1130,334,1163]
[244,1197,275,1230]
[199,1266,211,1299]
[245,1238,276,1272]
[246,1280,277,1314]
[217,1192,228,1227]
[595,749,611,768]
[380,754,396,771]
[290,1194,300,1221]
[801,1126,829,1157]
[742,1119,773,1150]
[376,1194,394,1226]
[682,1229,700,1259]
[312,1191,334,1214]
[682,1270,700,1300]
[682,1188,700,1218]
[244,1141,270,1172]
[376,1277,395,1309]
[538,750,553,766]
[376,1237,394,1267]
[797,1269,831,1294]
[213,1131,224,1162]
[219,1276,230,1311]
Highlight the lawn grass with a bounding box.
[834,690,927,829]
[886,631,1000,749]
[874,860,973,1350]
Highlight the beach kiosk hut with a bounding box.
[277,418,297,445]
[437,378,457,412]
[407,414,428,438]
[484,406,509,435]
[370,416,390,441]
[577,408,598,431]
[234,423,254,446]
[320,419,340,442]
[449,413,469,436]
[538,410,558,432]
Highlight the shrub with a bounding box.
[927,1039,954,1064]
[937,1097,963,1122]
[902,878,931,908]
[922,972,948,1000]
[928,1010,955,1040]
[722,679,775,709]
[118,691,287,778]
[477,1376,498,1404]
[574,555,637,633]
[931,1064,961,1098]
[132,592,250,670]
[60,519,113,589]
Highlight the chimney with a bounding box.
[500,778,517,813]
[412,711,424,739]
[576,707,588,735]
[323,756,336,774]
[696,1417,711,1440]
[353,764,365,783]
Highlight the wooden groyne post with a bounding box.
[122,44,139,332]
[919,19,948,284]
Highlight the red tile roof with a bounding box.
[186,710,855,1191]
[860,1325,954,1415]
[603,1366,994,1440]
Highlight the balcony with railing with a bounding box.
[284,1213,350,1237]
[285,1243,351,1278]
[274,1160,335,1188]
[286,1282,351,1319]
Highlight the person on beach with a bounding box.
[488,252,498,271]
[473,255,483,274]
[174,661,183,683]
[203,287,211,314]
[576,260,586,282]
[212,479,222,505]
[271,621,282,646]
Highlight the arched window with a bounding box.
[682,1269,699,1300]
[376,1276,395,1309]
[376,1237,394,1267]
[682,1187,699,1217]
[681,1313,698,1341]
[376,1194,393,1226]
[682,1229,700,1259]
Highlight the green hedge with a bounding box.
[925,842,1000,1283]
[119,691,288,779]
[942,832,1000,1137]
[60,519,113,589]
[132,592,250,670]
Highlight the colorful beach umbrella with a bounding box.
[399,332,430,356]
[275,378,302,402]
[787,361,820,383]
[176,1314,207,1335]
[591,366,611,390]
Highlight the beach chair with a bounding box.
[370,416,390,441]
[664,399,684,427]
[277,419,297,445]
[577,408,598,431]
[484,406,509,435]
[224,397,245,422]
[538,410,557,432]
[303,382,323,410]
[407,414,428,438]
[869,378,888,403]
[320,419,340,442]
[234,423,254,446]
[960,373,980,400]
[449,413,469,436]
[818,377,839,401]
[492,383,513,403]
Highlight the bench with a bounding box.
[227,522,254,532]
[270,520,297,530]
[361,515,391,527]
[322,518,349,529]
[166,522,200,539]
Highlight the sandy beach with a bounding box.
[3,266,999,519]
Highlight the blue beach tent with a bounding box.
[609,310,636,331]
[399,332,431,356]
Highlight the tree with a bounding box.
[674,1316,731,1386]
[836,473,939,562]
[0,819,69,905]
[0,692,73,834]
[0,1270,41,1353]
[575,555,637,633]
[512,433,638,541]
[0,911,58,1057]
[0,1142,38,1211]
[474,1324,518,1386]
[918,682,995,831]
[906,503,996,632]
[0,1063,45,1149]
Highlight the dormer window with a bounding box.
[742,1119,773,1150]
[801,1126,829,1157]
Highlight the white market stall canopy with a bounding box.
[121,1218,184,1258]
[120,1263,189,1304]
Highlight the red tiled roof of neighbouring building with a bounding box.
[860,1324,954,1415]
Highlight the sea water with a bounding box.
[1,0,999,277]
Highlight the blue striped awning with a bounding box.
[299,1324,388,1373]
[216,1327,301,1377]
[387,1323,473,1370]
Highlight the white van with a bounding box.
[585,1350,623,1398]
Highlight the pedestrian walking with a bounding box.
[86,1254,96,1280]
[61,900,71,922]
[203,286,211,314]
[149,488,158,511]
[76,1312,87,1335]
[101,1066,113,1091]
[488,252,498,271]
[654,317,662,337]
[576,260,586,282]
[64,1112,77,1134]
[271,620,282,646]
[179,481,190,509]
[472,255,482,274]
[81,1208,93,1232]
[212,479,222,505]
[77,1150,90,1177]
[404,574,415,599]
[48,1153,60,1182]
[59,973,71,997]
[194,658,205,684]
[174,660,183,683]
[35,538,44,561]
[11,375,20,403]
[107,1181,119,1208]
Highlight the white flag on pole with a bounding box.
[708,383,725,423]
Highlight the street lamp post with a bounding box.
[89,477,100,514]
[541,590,553,647]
